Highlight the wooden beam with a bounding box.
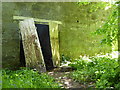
[49,22,60,67]
[13,16,62,24]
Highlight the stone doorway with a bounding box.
[35,24,54,70]
[14,16,62,72]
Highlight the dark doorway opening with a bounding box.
[20,39,26,67]
[20,24,54,70]
[35,24,54,71]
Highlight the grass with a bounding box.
[2,68,60,88]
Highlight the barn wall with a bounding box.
[2,2,112,68]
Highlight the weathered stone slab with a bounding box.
[19,18,46,72]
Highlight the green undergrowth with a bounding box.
[2,68,60,88]
[69,56,120,88]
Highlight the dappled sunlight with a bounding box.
[2,1,120,89]
[105,6,111,10]
[95,51,119,59]
[48,70,85,88]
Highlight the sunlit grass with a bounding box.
[2,68,60,88]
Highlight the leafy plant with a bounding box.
[2,68,60,88]
[69,56,120,88]
[93,2,119,46]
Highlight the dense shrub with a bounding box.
[69,56,120,88]
[2,68,60,88]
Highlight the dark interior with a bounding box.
[20,39,26,67]
[20,24,54,70]
[35,24,54,70]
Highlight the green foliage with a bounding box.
[77,2,110,12]
[61,54,71,62]
[94,4,119,46]
[77,2,118,46]
[76,2,90,6]
[2,68,60,88]
[88,2,109,13]
[69,57,120,88]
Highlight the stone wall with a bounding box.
[2,2,112,68]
